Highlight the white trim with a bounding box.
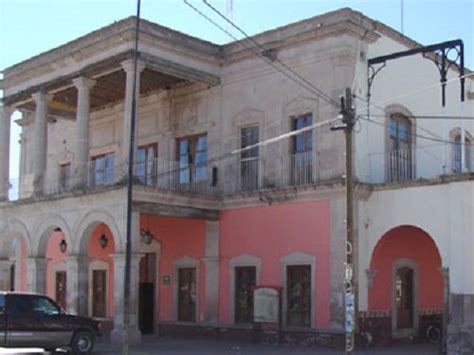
[229,254,262,324]
[88,259,109,319]
[280,252,316,328]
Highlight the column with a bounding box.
[32,92,51,194]
[65,255,89,315]
[0,259,13,291]
[0,106,13,201]
[110,253,142,346]
[26,257,47,294]
[121,59,145,176]
[72,77,96,187]
[202,221,220,324]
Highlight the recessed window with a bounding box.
[176,134,207,186]
[90,153,115,187]
[59,163,71,189]
[388,114,413,182]
[240,126,259,191]
[136,143,158,185]
[234,266,256,323]
[290,114,313,185]
[287,265,311,327]
[453,135,472,173]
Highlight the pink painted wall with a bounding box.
[369,226,443,311]
[88,225,116,317]
[142,215,206,322]
[46,231,68,298]
[219,200,331,329]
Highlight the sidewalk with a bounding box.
[93,337,439,355]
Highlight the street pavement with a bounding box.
[92,337,439,354]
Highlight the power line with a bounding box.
[202,0,340,108]
[183,0,341,110]
[360,113,474,120]
[359,116,473,146]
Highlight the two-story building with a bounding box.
[0,8,473,354]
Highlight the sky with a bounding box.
[1,0,473,181]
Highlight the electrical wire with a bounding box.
[183,0,341,110]
[359,114,474,120]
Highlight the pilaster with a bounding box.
[0,259,13,291]
[65,255,89,315]
[203,221,220,324]
[26,257,47,294]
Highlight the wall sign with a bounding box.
[162,275,170,285]
[253,287,280,323]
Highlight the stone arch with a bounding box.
[367,225,443,336]
[1,218,32,258]
[33,214,73,258]
[72,209,123,255]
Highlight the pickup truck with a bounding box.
[0,292,100,354]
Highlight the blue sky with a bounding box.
[1,0,473,180]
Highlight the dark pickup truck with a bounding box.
[0,292,100,354]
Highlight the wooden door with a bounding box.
[55,271,67,310]
[92,270,107,318]
[178,268,196,322]
[234,266,256,323]
[396,267,414,329]
[139,253,156,334]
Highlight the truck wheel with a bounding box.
[70,330,95,354]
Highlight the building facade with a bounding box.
[0,8,473,353]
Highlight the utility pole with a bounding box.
[332,87,357,354]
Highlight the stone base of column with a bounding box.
[110,326,142,347]
[447,293,474,355]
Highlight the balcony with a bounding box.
[361,145,474,184]
[6,152,322,202]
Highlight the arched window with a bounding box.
[388,114,413,182]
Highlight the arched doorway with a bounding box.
[368,225,443,338]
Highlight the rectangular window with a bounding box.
[59,163,71,189]
[234,266,256,323]
[176,134,207,186]
[388,115,413,182]
[136,143,158,186]
[240,126,259,191]
[92,270,107,318]
[291,114,313,185]
[287,265,311,327]
[91,153,115,187]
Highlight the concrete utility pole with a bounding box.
[332,87,357,354]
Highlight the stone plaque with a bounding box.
[253,287,280,323]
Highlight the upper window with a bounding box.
[292,114,313,154]
[90,153,115,187]
[136,143,158,186]
[388,114,413,182]
[290,114,313,185]
[176,134,207,185]
[59,163,71,189]
[240,126,259,191]
[453,134,472,173]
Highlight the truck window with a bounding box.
[9,295,34,314]
[32,297,60,316]
[0,294,4,315]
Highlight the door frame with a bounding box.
[173,256,199,323]
[391,258,419,337]
[88,260,109,319]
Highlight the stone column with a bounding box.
[202,221,220,324]
[0,259,13,291]
[121,59,145,176]
[65,255,89,315]
[0,106,13,201]
[32,92,51,194]
[72,77,96,188]
[26,257,47,294]
[110,253,142,346]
